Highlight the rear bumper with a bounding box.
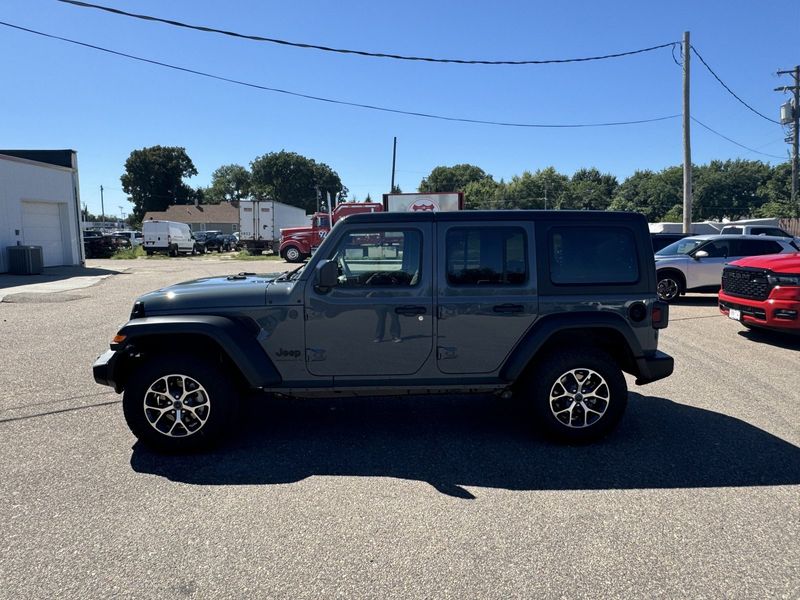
[719,292,800,332]
[93,350,120,391]
[634,350,674,385]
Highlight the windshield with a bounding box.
[655,237,705,256]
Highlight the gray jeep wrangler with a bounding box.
[93,211,673,451]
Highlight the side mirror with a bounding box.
[315,259,339,291]
[693,250,709,260]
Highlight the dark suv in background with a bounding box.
[94,211,673,451]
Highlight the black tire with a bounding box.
[521,349,628,443]
[656,270,684,303]
[283,245,302,263]
[122,354,240,452]
[145,249,153,256]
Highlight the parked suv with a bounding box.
[719,252,800,334]
[654,234,799,302]
[93,211,673,451]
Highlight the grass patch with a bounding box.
[231,251,284,261]
[110,245,146,259]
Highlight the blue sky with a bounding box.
[0,0,796,217]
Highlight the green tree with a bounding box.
[206,164,251,204]
[463,178,505,209]
[121,146,198,220]
[390,184,402,194]
[693,159,771,220]
[755,162,796,217]
[609,166,682,221]
[419,164,489,193]
[563,168,618,210]
[250,151,345,213]
[500,167,571,209]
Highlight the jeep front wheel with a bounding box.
[122,354,239,452]
[523,349,627,442]
[283,245,302,262]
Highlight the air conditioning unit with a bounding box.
[7,245,44,275]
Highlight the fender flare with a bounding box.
[114,315,281,389]
[500,312,644,382]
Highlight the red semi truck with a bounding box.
[278,192,463,262]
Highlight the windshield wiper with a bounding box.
[274,264,305,282]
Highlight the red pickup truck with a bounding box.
[719,252,800,333]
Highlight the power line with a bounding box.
[0,21,681,129]
[690,45,781,125]
[55,0,678,66]
[692,117,787,159]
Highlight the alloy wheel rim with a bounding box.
[549,368,610,428]
[143,374,211,437]
[657,278,679,300]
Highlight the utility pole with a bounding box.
[682,31,692,234]
[100,184,105,229]
[776,66,800,209]
[390,136,397,193]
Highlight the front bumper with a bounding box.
[719,291,800,332]
[634,350,674,385]
[93,350,120,391]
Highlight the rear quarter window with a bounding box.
[549,227,639,285]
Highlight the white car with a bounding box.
[654,234,800,302]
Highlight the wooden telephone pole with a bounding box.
[776,67,799,209]
[682,31,692,234]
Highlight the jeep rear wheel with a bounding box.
[523,349,627,442]
[122,354,239,452]
[283,245,302,262]
[656,271,683,302]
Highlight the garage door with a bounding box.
[22,202,65,266]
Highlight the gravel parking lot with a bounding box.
[1,257,798,599]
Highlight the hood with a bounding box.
[729,252,800,273]
[280,226,313,237]
[138,272,281,312]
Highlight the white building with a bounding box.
[0,150,84,273]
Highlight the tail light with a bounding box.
[651,301,669,329]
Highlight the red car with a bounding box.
[719,253,800,333]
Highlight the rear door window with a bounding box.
[730,239,784,256]
[446,227,527,286]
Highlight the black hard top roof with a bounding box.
[343,210,646,224]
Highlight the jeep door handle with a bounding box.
[395,305,427,316]
[493,304,524,314]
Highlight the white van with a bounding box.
[142,220,197,256]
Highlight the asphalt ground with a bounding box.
[0,257,798,599]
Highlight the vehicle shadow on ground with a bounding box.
[0,265,122,290]
[675,295,720,307]
[130,393,800,498]
[737,328,800,351]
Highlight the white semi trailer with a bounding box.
[238,199,307,254]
